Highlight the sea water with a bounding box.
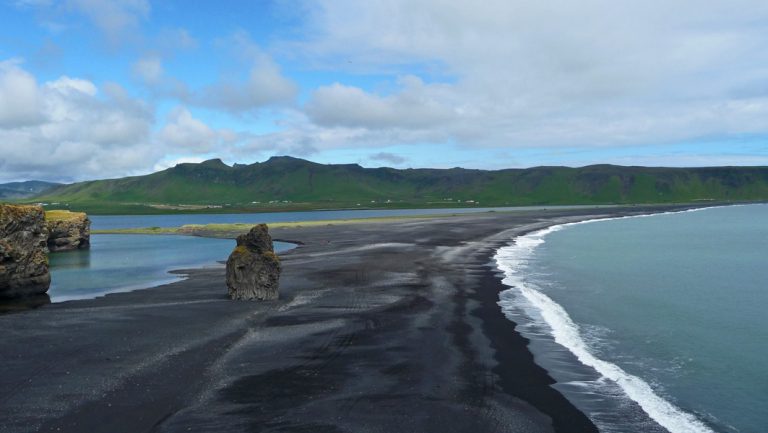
[495,204,768,433]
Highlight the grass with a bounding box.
[33,199,494,215]
[45,210,86,221]
[30,158,768,215]
[92,213,465,237]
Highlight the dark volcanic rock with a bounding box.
[46,210,91,252]
[0,204,51,298]
[225,224,281,300]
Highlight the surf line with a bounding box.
[493,207,722,433]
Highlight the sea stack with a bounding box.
[225,224,281,300]
[0,204,51,298]
[45,210,91,252]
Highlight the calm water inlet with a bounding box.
[49,235,294,302]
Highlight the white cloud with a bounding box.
[14,0,150,45]
[131,28,197,90]
[0,62,158,182]
[66,0,150,44]
[159,106,228,153]
[132,55,163,85]
[369,152,405,165]
[306,76,455,129]
[45,75,97,96]
[234,109,452,155]
[0,60,44,127]
[152,156,207,173]
[197,62,298,112]
[283,0,768,151]
[191,31,298,113]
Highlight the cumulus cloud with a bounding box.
[196,61,298,112]
[306,76,455,129]
[194,33,298,112]
[15,0,150,44]
[66,0,150,44]
[159,106,238,153]
[285,0,768,150]
[132,28,197,88]
[132,55,163,85]
[0,60,45,128]
[152,156,207,172]
[0,60,296,182]
[233,109,452,157]
[0,62,157,182]
[369,152,405,165]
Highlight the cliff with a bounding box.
[45,210,91,252]
[0,204,51,298]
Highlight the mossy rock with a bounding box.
[0,204,50,297]
[225,224,281,301]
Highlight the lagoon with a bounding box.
[88,205,606,230]
[49,235,294,302]
[53,206,552,302]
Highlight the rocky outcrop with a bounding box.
[45,210,91,252]
[0,204,51,298]
[226,224,281,300]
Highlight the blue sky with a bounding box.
[1,0,768,182]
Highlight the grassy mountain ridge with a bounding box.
[31,156,768,213]
[0,181,62,199]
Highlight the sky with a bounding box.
[1,0,768,183]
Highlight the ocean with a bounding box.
[495,204,768,432]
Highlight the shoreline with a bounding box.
[495,204,763,433]
[491,207,722,432]
[474,254,599,432]
[0,205,708,432]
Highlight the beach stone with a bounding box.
[226,224,281,300]
[46,210,91,252]
[0,204,51,298]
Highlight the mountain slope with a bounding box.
[33,157,768,212]
[0,181,62,199]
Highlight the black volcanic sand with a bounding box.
[0,205,698,433]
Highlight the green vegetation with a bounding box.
[93,214,457,237]
[28,157,768,214]
[232,245,249,255]
[45,210,85,222]
[0,181,61,199]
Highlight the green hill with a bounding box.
[29,156,768,213]
[0,181,62,199]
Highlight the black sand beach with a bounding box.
[0,206,697,433]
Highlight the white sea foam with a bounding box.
[494,207,721,433]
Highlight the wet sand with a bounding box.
[0,205,697,433]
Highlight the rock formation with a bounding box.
[45,210,91,252]
[226,224,281,300]
[0,204,51,298]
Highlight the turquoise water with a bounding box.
[49,235,294,302]
[495,204,768,432]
